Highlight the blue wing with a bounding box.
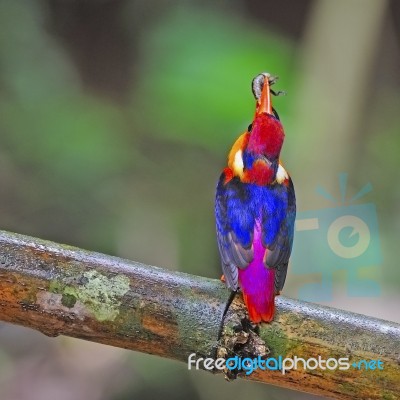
[215,172,254,290]
[262,177,296,293]
[215,171,296,293]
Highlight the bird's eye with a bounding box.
[247,123,252,132]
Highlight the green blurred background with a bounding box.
[0,0,399,399]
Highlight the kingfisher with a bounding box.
[215,72,296,323]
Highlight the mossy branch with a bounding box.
[0,230,398,399]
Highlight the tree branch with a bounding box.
[0,230,398,399]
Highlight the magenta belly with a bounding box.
[238,220,275,322]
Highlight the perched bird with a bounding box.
[215,73,296,323]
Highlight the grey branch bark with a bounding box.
[0,230,398,399]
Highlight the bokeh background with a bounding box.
[0,0,399,399]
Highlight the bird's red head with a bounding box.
[247,73,285,162]
[226,73,286,185]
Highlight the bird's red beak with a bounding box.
[256,75,272,116]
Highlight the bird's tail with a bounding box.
[239,266,276,323]
[242,291,274,323]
